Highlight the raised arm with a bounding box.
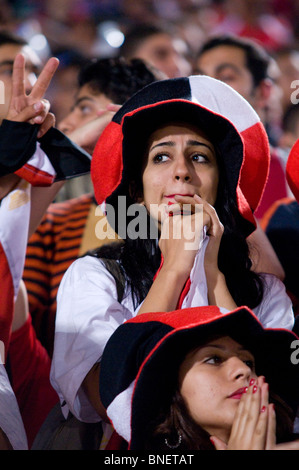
[2,53,64,236]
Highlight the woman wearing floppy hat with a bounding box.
[50,76,294,431]
[100,305,299,450]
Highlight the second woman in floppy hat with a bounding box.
[50,75,294,430]
[100,305,299,450]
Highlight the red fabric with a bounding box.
[240,122,270,214]
[0,244,14,355]
[254,150,288,220]
[91,121,123,204]
[15,162,54,186]
[8,315,59,448]
[286,139,299,203]
[127,305,243,328]
[104,430,127,450]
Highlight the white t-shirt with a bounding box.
[50,239,294,423]
[0,364,28,450]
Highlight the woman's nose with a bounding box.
[227,356,252,381]
[174,157,191,181]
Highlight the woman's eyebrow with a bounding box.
[203,343,251,354]
[150,140,214,153]
[187,140,214,153]
[149,141,175,151]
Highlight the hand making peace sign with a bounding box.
[6,53,59,138]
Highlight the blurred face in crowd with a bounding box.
[132,33,191,79]
[58,84,113,134]
[276,51,299,113]
[195,45,256,105]
[0,43,41,122]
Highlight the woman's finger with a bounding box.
[265,403,277,449]
[31,99,51,124]
[229,380,259,443]
[9,100,44,123]
[250,399,268,450]
[194,194,223,237]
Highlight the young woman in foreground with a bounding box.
[51,75,294,428]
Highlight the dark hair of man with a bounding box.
[196,34,271,88]
[0,30,27,47]
[119,24,170,59]
[78,57,162,104]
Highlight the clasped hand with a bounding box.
[211,376,299,450]
[159,194,223,278]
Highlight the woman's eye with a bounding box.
[204,355,222,365]
[191,153,208,163]
[153,153,169,163]
[244,359,255,370]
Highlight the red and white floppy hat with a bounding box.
[100,305,299,450]
[286,138,299,202]
[91,75,270,235]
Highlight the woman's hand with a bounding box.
[158,194,209,278]
[5,53,59,138]
[210,377,299,450]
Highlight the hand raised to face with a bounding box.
[6,53,59,138]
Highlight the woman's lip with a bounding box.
[228,387,247,399]
[165,194,194,198]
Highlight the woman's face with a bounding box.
[141,123,219,225]
[179,336,257,443]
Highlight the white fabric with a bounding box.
[26,142,56,177]
[51,232,294,423]
[106,380,135,442]
[189,75,259,132]
[50,256,136,422]
[0,180,31,299]
[0,364,28,450]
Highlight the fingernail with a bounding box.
[253,385,258,394]
[249,378,255,386]
[260,406,267,413]
[34,101,42,111]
